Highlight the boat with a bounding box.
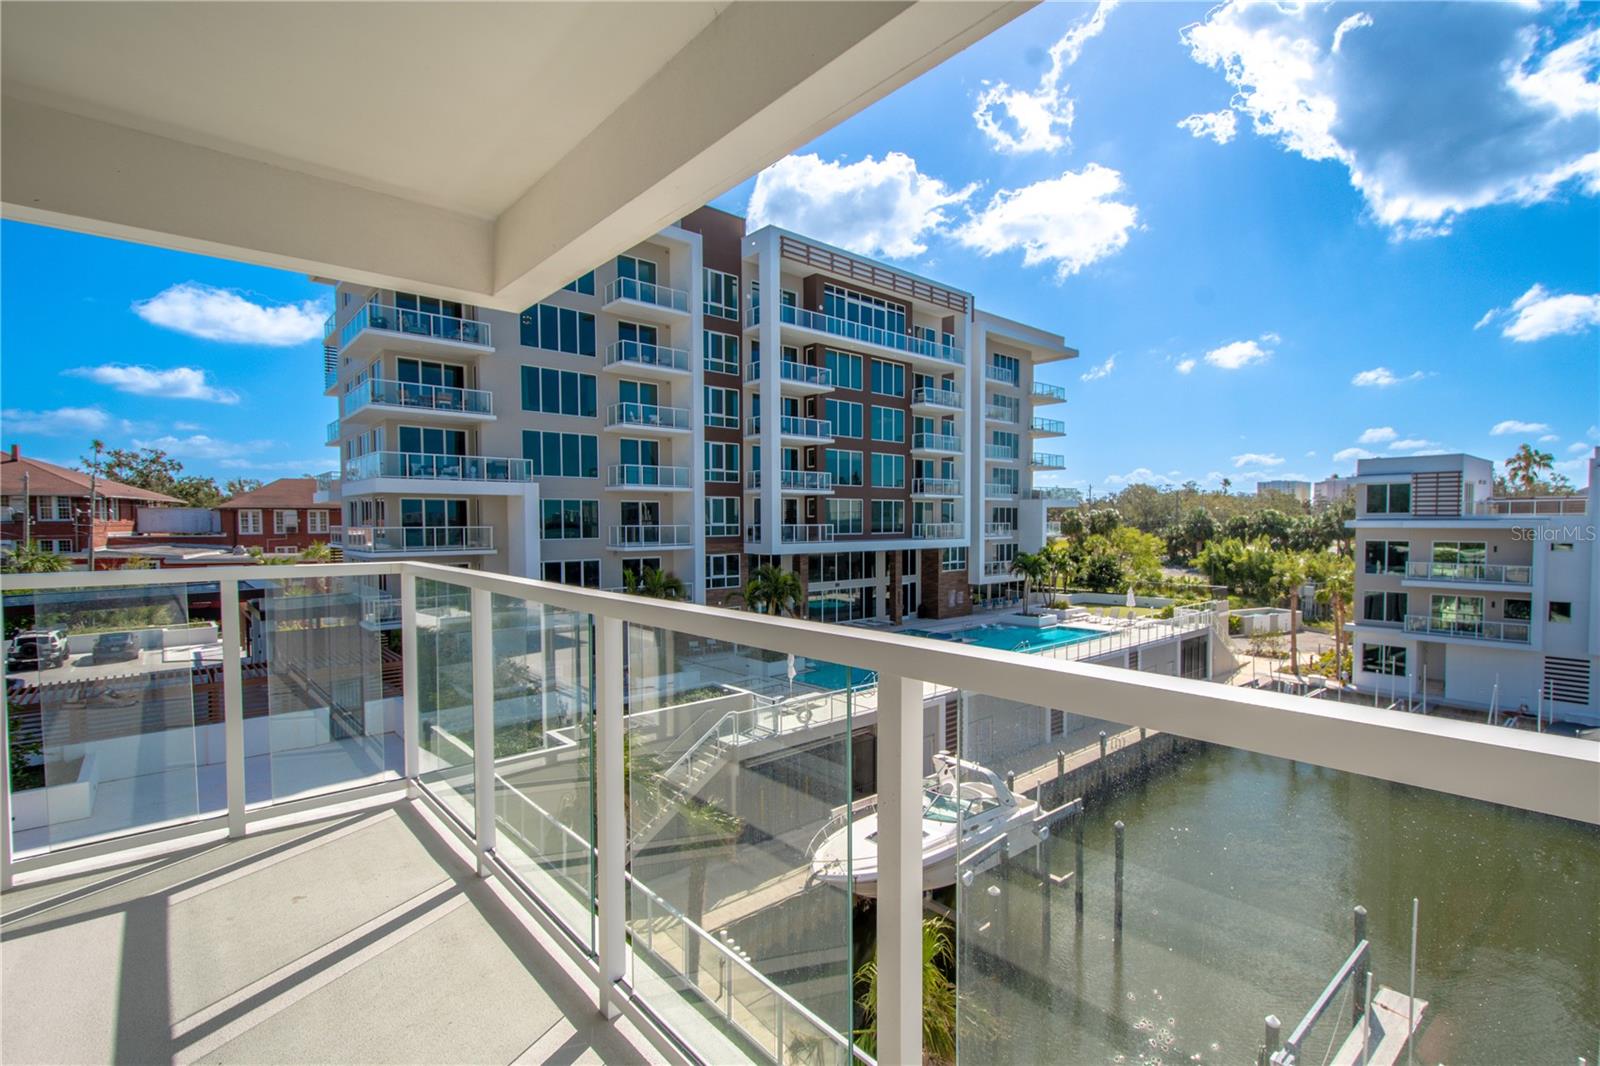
[807,753,1044,897]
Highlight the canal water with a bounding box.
[953,742,1599,1064]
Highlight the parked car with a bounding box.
[7,629,69,671]
[90,631,140,664]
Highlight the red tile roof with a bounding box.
[0,447,183,504]
[217,477,320,509]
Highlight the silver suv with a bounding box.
[7,629,69,670]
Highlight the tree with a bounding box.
[299,540,334,563]
[623,566,686,600]
[96,446,185,494]
[2,543,70,573]
[1248,508,1293,551]
[1220,477,1232,495]
[1316,562,1354,683]
[742,564,803,616]
[1008,551,1050,610]
[224,477,263,498]
[81,438,105,571]
[1078,543,1128,593]
[855,916,957,1064]
[1085,507,1121,537]
[1055,509,1086,540]
[1167,506,1216,563]
[678,798,742,983]
[1504,443,1554,495]
[1268,553,1310,676]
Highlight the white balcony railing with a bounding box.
[1031,380,1068,402]
[747,469,835,492]
[1480,496,1587,516]
[338,302,491,351]
[1031,416,1066,434]
[603,277,689,314]
[344,525,493,553]
[911,522,962,539]
[344,378,494,418]
[768,303,965,365]
[984,403,1018,423]
[745,523,837,544]
[1404,560,1533,585]
[985,363,1019,387]
[604,402,691,431]
[344,452,535,484]
[605,464,692,489]
[985,482,1020,497]
[912,387,962,410]
[912,432,961,453]
[982,559,1014,576]
[778,361,834,388]
[325,418,340,445]
[604,340,690,373]
[985,444,1019,461]
[1032,452,1066,469]
[607,523,691,549]
[746,414,834,440]
[984,522,1016,537]
[2,564,1593,1066]
[1404,614,1532,643]
[912,478,962,496]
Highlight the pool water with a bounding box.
[796,624,1102,689]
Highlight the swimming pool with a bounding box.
[796,623,1103,689]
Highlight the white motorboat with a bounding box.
[807,754,1043,897]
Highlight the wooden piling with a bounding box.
[1353,905,1369,1025]
[1260,1015,1281,1066]
[1074,806,1084,918]
[1113,819,1125,942]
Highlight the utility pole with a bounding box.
[84,439,104,571]
[20,470,31,549]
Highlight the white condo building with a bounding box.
[1347,450,1599,724]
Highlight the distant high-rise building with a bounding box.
[1257,479,1311,504]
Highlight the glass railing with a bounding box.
[604,340,690,373]
[913,387,963,409]
[1031,416,1066,434]
[986,364,1019,386]
[1031,380,1068,402]
[325,418,340,445]
[1032,453,1066,469]
[338,302,491,350]
[776,303,964,364]
[779,523,836,543]
[606,464,691,489]
[1481,496,1587,515]
[1404,560,1533,585]
[748,470,835,492]
[912,522,962,539]
[344,452,534,483]
[985,522,1016,537]
[4,566,1593,1066]
[914,433,962,452]
[913,478,962,496]
[982,559,1013,576]
[607,524,692,548]
[985,444,1019,461]
[985,403,1018,423]
[344,525,493,553]
[603,277,689,313]
[314,471,338,495]
[604,402,691,431]
[778,361,833,388]
[985,482,1020,497]
[746,414,834,439]
[1404,614,1531,643]
[344,378,494,418]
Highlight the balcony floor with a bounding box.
[1,801,660,1065]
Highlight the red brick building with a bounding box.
[217,478,340,555]
[1,445,181,554]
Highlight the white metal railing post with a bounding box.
[595,614,627,1018]
[876,672,925,1066]
[220,577,247,837]
[0,600,12,889]
[469,587,496,875]
[401,570,420,794]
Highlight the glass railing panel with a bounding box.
[415,577,476,832]
[489,593,597,950]
[248,575,396,805]
[4,581,220,854]
[624,629,861,1065]
[934,693,1599,1064]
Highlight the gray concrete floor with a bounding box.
[1,801,661,1065]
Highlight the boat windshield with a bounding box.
[923,786,961,823]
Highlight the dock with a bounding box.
[1330,987,1428,1066]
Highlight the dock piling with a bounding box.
[1260,1015,1282,1066]
[1073,806,1084,918]
[1353,905,1369,1025]
[1113,819,1125,942]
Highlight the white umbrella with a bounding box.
[1125,586,1136,609]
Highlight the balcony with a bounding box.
[607,523,691,550]
[761,360,835,395]
[747,469,835,494]
[911,522,962,539]
[912,432,962,456]
[1481,496,1587,516]
[1031,380,1068,403]
[985,481,1020,498]
[984,402,1018,423]
[1032,452,1066,470]
[343,452,535,491]
[763,303,964,367]
[912,387,963,413]
[342,378,494,424]
[324,418,340,446]
[985,522,1016,537]
[985,364,1019,388]
[985,444,1020,462]
[982,559,1014,576]
[601,277,690,323]
[912,477,962,497]
[605,464,691,491]
[745,414,835,444]
[1403,560,1532,586]
[336,302,492,360]
[746,523,836,544]
[1031,416,1066,436]
[1404,614,1532,643]
[2,565,1593,1066]
[602,339,690,379]
[344,525,494,555]
[312,471,338,504]
[603,402,691,435]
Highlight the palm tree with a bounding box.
[1008,551,1050,612]
[1269,554,1310,677]
[299,540,334,563]
[742,563,803,616]
[2,542,70,573]
[1317,566,1354,683]
[854,916,957,1064]
[623,566,686,600]
[1220,476,1232,495]
[678,798,742,982]
[82,438,105,571]
[1504,443,1554,495]
[1043,541,1076,597]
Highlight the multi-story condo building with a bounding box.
[320,207,1074,622]
[0,445,180,556]
[1257,478,1311,504]
[1347,450,1598,724]
[1313,474,1355,509]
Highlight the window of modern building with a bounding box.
[814,551,876,582]
[941,547,967,571]
[1361,644,1407,676]
[1504,598,1533,621]
[705,553,742,589]
[523,431,599,478]
[617,254,658,286]
[520,367,598,417]
[871,453,906,488]
[826,498,863,535]
[704,387,741,429]
[705,442,741,482]
[543,559,601,588]
[1363,540,1409,574]
[823,284,907,335]
[706,497,741,537]
[1429,594,1483,625]
[1361,591,1407,623]
[870,358,906,397]
[824,350,863,390]
[704,331,740,376]
[871,499,905,533]
[825,449,864,487]
[1365,482,1411,514]
[1549,600,1573,622]
[825,399,863,438]
[540,499,599,540]
[704,269,739,320]
[870,406,905,443]
[562,272,596,296]
[239,509,263,535]
[519,303,597,355]
[398,426,467,455]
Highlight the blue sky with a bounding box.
[4,1,1597,492]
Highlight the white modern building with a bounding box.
[1257,479,1311,505]
[321,208,1074,622]
[1347,450,1598,724]
[1313,475,1355,509]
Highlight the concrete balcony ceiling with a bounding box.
[0,1,1031,310]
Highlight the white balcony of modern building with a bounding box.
[341,379,495,424]
[342,452,535,495]
[911,387,963,414]
[911,432,962,456]
[601,277,690,324]
[911,478,962,497]
[603,402,692,435]
[333,302,493,363]
[1030,381,1068,404]
[1031,417,1066,437]
[604,464,692,491]
[602,340,691,379]
[747,469,835,494]
[754,303,965,369]
[745,414,835,444]
[343,525,494,555]
[607,523,692,550]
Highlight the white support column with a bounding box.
[757,228,782,555]
[220,577,247,837]
[401,571,420,794]
[470,586,496,875]
[685,231,708,604]
[594,614,627,1018]
[0,595,13,889]
[876,671,926,1066]
[966,315,985,590]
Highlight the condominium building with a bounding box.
[1313,474,1355,509]
[320,207,1074,622]
[1257,479,1311,504]
[1347,450,1598,724]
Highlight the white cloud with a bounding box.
[1180,5,1600,237]
[952,165,1138,280]
[1568,441,1594,455]
[1358,426,1397,445]
[1175,357,1197,375]
[1176,109,1237,144]
[1388,438,1438,452]
[173,421,203,432]
[64,364,240,404]
[973,1,1117,154]
[746,152,973,260]
[1351,366,1424,387]
[133,433,272,461]
[1552,457,1589,480]
[1490,419,1551,436]
[132,283,326,346]
[1538,434,1559,444]
[216,457,326,472]
[1478,284,1600,342]
[1103,466,1175,486]
[0,406,114,436]
[1232,452,1285,468]
[1334,446,1378,463]
[1080,355,1115,382]
[1204,334,1275,370]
